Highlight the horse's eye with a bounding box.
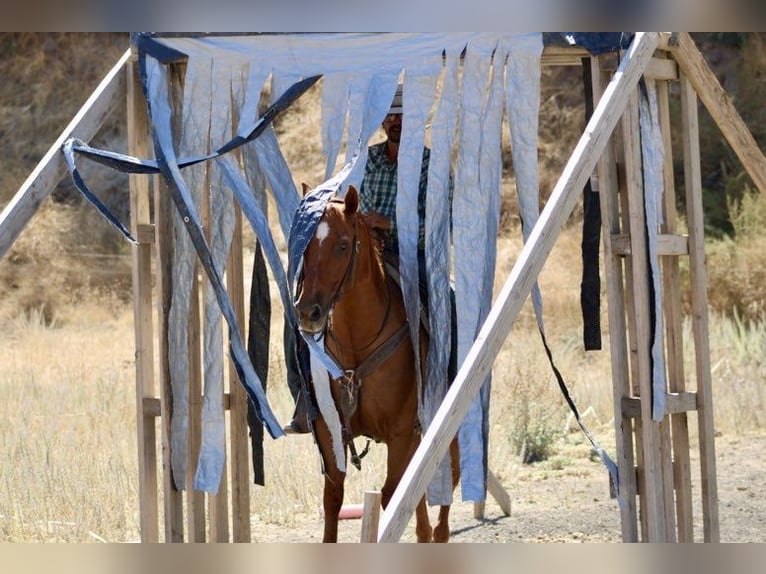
[338,240,349,252]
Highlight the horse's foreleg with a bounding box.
[382,434,433,543]
[314,416,346,543]
[432,438,460,543]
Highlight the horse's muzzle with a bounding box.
[295,297,329,335]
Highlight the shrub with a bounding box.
[509,400,561,464]
[702,187,766,322]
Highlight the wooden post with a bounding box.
[657,75,695,542]
[621,89,668,542]
[186,271,206,542]
[155,60,187,543]
[376,32,661,543]
[679,72,720,543]
[128,54,159,544]
[592,54,639,542]
[227,207,251,542]
[360,491,382,543]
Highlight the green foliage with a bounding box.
[702,187,766,322]
[509,401,561,464]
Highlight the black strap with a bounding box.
[247,240,270,486]
[580,56,603,351]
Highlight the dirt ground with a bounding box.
[249,432,766,543]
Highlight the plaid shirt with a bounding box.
[359,141,430,253]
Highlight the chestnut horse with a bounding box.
[293,185,459,543]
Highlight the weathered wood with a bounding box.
[360,491,382,543]
[611,233,688,256]
[541,45,591,66]
[0,49,130,259]
[156,61,185,543]
[221,209,249,542]
[487,470,511,517]
[187,275,206,543]
[473,469,511,518]
[669,32,766,196]
[593,54,639,542]
[658,78,694,542]
[128,58,159,544]
[622,88,667,542]
[603,56,678,81]
[155,155,184,543]
[377,33,661,543]
[621,392,698,418]
[680,72,720,543]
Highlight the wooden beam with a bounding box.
[227,207,251,542]
[621,392,698,418]
[541,45,591,66]
[0,48,130,259]
[611,233,688,256]
[603,57,678,81]
[376,32,661,543]
[680,71,720,543]
[129,55,159,543]
[487,470,511,517]
[622,88,668,542]
[669,32,766,196]
[658,78,695,542]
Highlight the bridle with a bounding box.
[310,206,411,470]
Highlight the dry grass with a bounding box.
[2,219,765,541]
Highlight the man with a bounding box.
[359,85,431,288]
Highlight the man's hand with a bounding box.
[364,212,392,232]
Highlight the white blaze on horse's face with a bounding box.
[315,221,330,246]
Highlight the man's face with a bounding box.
[382,113,402,143]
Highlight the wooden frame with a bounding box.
[4,32,766,543]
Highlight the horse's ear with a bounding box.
[345,185,359,215]
[301,183,311,197]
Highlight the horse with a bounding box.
[293,184,460,543]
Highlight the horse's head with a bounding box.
[294,185,374,335]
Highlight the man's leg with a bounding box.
[283,319,311,434]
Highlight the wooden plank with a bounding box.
[611,233,688,256]
[360,491,382,543]
[680,72,720,543]
[603,56,678,81]
[376,33,661,543]
[658,78,694,542]
[669,32,766,196]
[155,154,184,542]
[618,111,647,542]
[128,57,159,544]
[227,207,251,542]
[0,49,130,259]
[593,54,639,542]
[541,45,592,66]
[156,61,186,543]
[187,261,206,542]
[621,392,698,418]
[487,470,511,517]
[622,88,668,542]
